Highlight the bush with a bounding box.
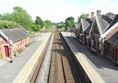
[0,20,21,28]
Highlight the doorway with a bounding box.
[4,46,10,57]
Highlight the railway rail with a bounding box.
[34,28,90,83]
[48,29,80,83]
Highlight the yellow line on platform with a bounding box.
[13,33,51,83]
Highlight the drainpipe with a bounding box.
[99,37,105,55]
[8,39,13,63]
[91,12,95,19]
[99,37,103,55]
[9,45,13,63]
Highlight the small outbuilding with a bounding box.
[0,28,30,59]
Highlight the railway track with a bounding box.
[35,28,87,83]
[48,29,84,83]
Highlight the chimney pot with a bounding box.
[91,12,95,18]
[97,9,101,15]
[86,14,90,19]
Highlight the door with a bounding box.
[113,47,118,61]
[117,48,118,61]
[4,46,10,57]
[114,48,118,61]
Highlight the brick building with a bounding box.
[0,28,30,59]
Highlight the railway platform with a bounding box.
[0,32,51,83]
[61,32,118,83]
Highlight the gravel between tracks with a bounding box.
[36,33,54,83]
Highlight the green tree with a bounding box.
[65,16,75,30]
[58,21,65,28]
[78,14,86,23]
[34,16,44,31]
[44,20,52,29]
[0,20,21,28]
[31,23,41,31]
[35,16,44,27]
[0,13,12,21]
[11,6,33,30]
[0,6,33,31]
[0,6,54,32]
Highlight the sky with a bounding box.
[0,0,117,22]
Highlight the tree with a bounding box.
[0,6,54,32]
[31,23,41,31]
[34,16,44,31]
[0,6,33,31]
[44,20,52,29]
[0,13,12,21]
[0,20,21,28]
[65,16,75,30]
[35,16,44,27]
[78,14,86,23]
[11,6,33,30]
[57,21,65,28]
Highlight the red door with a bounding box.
[4,46,10,57]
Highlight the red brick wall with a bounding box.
[0,36,30,58]
[0,37,9,58]
[14,37,30,52]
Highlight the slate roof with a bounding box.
[107,31,118,45]
[0,28,29,43]
[104,14,118,32]
[81,18,93,32]
[96,14,116,35]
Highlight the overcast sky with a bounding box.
[0,0,117,22]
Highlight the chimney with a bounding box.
[91,12,95,18]
[97,9,101,15]
[86,14,89,19]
